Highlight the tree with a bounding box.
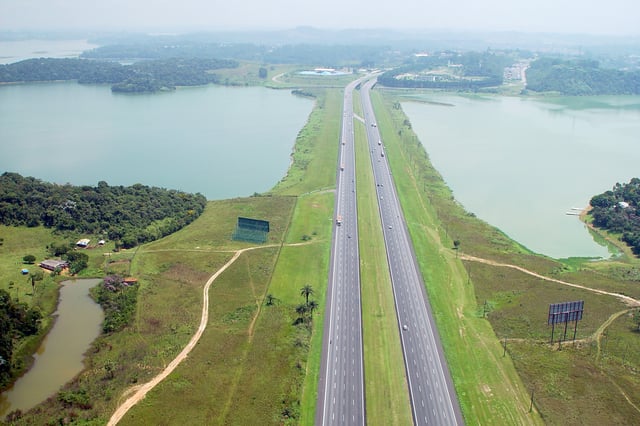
[265,293,277,306]
[29,270,43,293]
[307,300,319,317]
[295,304,308,322]
[453,240,461,257]
[22,254,36,264]
[300,284,314,305]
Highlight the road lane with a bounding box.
[316,77,368,426]
[360,78,464,425]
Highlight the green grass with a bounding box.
[271,89,342,196]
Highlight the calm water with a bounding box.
[0,279,103,417]
[0,82,313,199]
[402,94,640,259]
[0,39,98,64]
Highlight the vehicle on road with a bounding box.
[403,324,408,331]
[336,215,343,226]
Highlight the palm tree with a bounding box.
[307,300,319,318]
[295,303,308,322]
[300,284,314,305]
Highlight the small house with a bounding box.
[39,259,69,271]
[76,238,90,248]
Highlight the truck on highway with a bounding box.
[336,215,343,226]
[340,163,345,171]
[381,150,385,157]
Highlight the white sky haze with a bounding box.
[1,0,638,35]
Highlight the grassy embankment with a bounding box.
[374,87,640,424]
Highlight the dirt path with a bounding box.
[459,254,640,308]
[106,245,277,425]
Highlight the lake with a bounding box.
[0,82,314,199]
[0,39,98,64]
[401,93,640,259]
[0,279,104,417]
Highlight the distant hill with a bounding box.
[526,57,640,95]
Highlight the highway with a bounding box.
[360,78,464,425]
[316,77,367,426]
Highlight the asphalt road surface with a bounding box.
[360,78,464,426]
[316,76,367,426]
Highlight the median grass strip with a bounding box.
[371,90,544,424]
[353,98,413,425]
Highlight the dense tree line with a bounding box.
[0,57,238,93]
[81,42,389,68]
[377,51,509,89]
[0,289,42,388]
[589,178,640,255]
[525,57,640,95]
[0,172,206,248]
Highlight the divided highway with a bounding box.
[361,78,464,425]
[316,77,367,425]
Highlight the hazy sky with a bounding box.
[1,0,638,35]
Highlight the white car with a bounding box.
[402,324,408,331]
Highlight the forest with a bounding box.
[377,51,511,90]
[0,57,238,93]
[0,289,42,388]
[589,178,640,255]
[525,57,640,95]
[0,172,207,248]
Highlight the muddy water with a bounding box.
[0,279,103,417]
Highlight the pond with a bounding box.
[0,279,103,417]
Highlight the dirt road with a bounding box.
[107,246,266,425]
